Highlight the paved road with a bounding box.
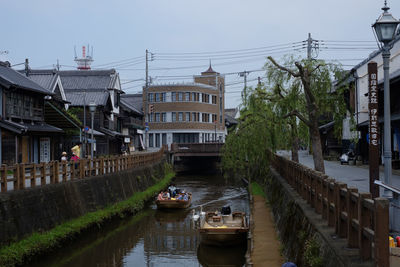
[277,150,400,194]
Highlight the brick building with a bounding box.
[144,65,226,149]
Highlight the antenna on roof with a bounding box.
[74,44,94,70]
[74,46,77,59]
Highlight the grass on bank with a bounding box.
[251,182,266,198]
[0,168,175,267]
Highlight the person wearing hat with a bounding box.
[61,152,68,161]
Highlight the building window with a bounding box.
[155,133,160,147]
[155,93,160,102]
[148,93,154,102]
[148,113,153,122]
[173,133,199,144]
[191,92,196,101]
[149,133,154,147]
[162,133,167,145]
[202,93,209,103]
[155,113,160,122]
[161,112,166,122]
[178,112,183,121]
[172,92,176,102]
[202,113,210,122]
[172,112,176,122]
[212,114,217,123]
[178,92,183,101]
[186,112,190,122]
[185,92,190,101]
[212,95,217,104]
[161,92,166,102]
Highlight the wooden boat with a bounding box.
[198,211,249,246]
[155,193,192,209]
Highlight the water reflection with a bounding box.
[27,173,248,267]
[197,243,247,267]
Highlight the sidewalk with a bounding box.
[250,194,284,266]
[277,150,400,193]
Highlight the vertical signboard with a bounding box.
[368,62,379,198]
[40,137,51,163]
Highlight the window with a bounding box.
[186,112,190,122]
[212,114,217,123]
[178,112,183,121]
[178,92,183,101]
[173,133,199,144]
[155,113,160,122]
[161,92,166,102]
[172,112,176,122]
[172,92,176,102]
[148,113,153,122]
[161,112,166,122]
[155,133,160,147]
[212,95,217,104]
[191,92,196,101]
[202,113,210,122]
[148,93,154,102]
[149,133,154,147]
[155,93,160,102]
[202,93,209,103]
[162,133,167,145]
[185,92,190,101]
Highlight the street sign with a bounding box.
[145,126,149,132]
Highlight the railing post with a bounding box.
[334,182,346,234]
[40,163,46,185]
[19,163,25,189]
[100,158,104,175]
[347,188,359,248]
[31,163,37,187]
[14,164,20,190]
[79,160,84,179]
[54,161,60,183]
[374,198,389,267]
[337,183,348,238]
[358,192,372,260]
[1,164,7,192]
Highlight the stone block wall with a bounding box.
[0,160,167,245]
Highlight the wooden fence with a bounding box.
[271,153,389,267]
[0,149,164,193]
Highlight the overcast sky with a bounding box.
[2,0,400,108]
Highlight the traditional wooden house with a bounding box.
[0,61,63,165]
[120,94,144,151]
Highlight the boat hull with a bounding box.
[155,195,192,209]
[199,228,248,246]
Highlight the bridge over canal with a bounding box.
[169,143,223,172]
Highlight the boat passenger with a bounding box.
[168,184,177,197]
[177,194,183,200]
[157,192,164,200]
[183,194,188,201]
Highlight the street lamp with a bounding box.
[372,0,400,196]
[89,102,96,160]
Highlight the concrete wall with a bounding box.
[0,160,167,245]
[260,168,374,267]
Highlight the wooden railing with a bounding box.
[271,153,389,267]
[0,149,164,193]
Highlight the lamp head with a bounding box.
[373,1,400,43]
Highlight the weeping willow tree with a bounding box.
[222,84,278,181]
[265,56,348,173]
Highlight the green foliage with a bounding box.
[0,168,175,267]
[66,107,83,124]
[222,85,277,180]
[304,237,323,267]
[251,182,266,197]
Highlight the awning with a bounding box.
[0,120,63,134]
[99,127,125,138]
[85,129,105,136]
[357,113,400,128]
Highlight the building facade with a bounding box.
[143,66,226,149]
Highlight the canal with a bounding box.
[28,173,249,267]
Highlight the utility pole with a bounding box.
[144,49,149,150]
[307,33,313,60]
[239,71,250,104]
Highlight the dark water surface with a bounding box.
[28,173,249,267]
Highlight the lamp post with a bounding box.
[372,0,400,196]
[89,102,96,160]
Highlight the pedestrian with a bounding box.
[121,143,127,155]
[71,142,82,158]
[61,151,68,161]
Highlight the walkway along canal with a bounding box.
[25,173,250,267]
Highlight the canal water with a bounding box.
[28,173,249,267]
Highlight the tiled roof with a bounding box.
[0,62,52,94]
[120,94,143,114]
[19,69,58,91]
[120,98,143,115]
[59,70,117,90]
[225,108,238,118]
[65,89,110,106]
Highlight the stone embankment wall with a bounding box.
[0,160,168,245]
[259,168,374,267]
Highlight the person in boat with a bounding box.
[163,191,170,199]
[157,191,165,200]
[176,194,183,200]
[183,193,188,201]
[168,184,177,197]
